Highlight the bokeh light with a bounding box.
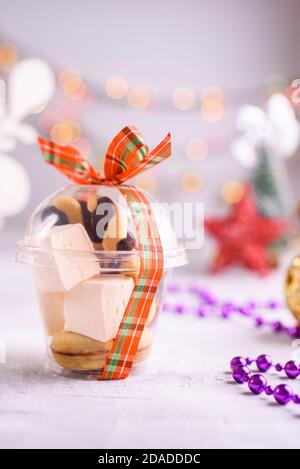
[201,97,224,122]
[105,76,128,100]
[0,43,18,71]
[181,171,203,192]
[186,139,208,161]
[172,88,195,111]
[201,85,224,122]
[135,173,157,194]
[221,180,245,204]
[127,86,151,110]
[202,85,224,101]
[59,68,86,101]
[50,120,81,145]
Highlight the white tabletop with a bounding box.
[1,237,300,449]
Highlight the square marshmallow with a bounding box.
[31,224,99,292]
[64,275,134,342]
[36,289,64,336]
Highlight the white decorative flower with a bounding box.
[0,58,55,226]
[231,93,300,167]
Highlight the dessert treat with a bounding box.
[17,126,188,379]
[64,275,134,342]
[50,328,152,371]
[51,347,150,371]
[31,224,99,292]
[51,352,107,371]
[53,195,83,225]
[51,331,113,355]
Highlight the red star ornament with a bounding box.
[205,186,290,275]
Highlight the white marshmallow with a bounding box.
[64,275,134,342]
[31,224,99,292]
[36,289,64,336]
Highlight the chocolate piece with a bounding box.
[41,206,69,226]
[91,196,115,242]
[117,232,136,251]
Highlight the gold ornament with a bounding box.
[286,254,300,322]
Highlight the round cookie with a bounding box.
[51,331,113,355]
[51,329,152,371]
[52,346,151,371]
[52,351,106,371]
[53,196,83,225]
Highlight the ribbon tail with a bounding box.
[38,137,102,184]
[100,185,164,380]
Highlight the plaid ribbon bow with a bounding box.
[38,126,171,380]
[38,126,171,185]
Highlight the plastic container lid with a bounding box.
[16,184,188,271]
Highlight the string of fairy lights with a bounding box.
[0,41,294,205]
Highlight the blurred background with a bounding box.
[1,0,300,271]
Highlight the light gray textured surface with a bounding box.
[1,243,300,449]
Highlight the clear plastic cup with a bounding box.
[16,184,187,378]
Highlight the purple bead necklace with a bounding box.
[231,355,300,405]
[164,282,300,338]
[165,282,300,406]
